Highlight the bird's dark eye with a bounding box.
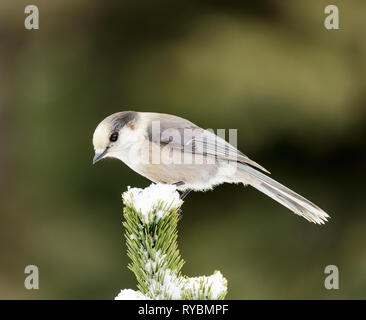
[109,132,119,142]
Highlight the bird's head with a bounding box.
[92,111,138,164]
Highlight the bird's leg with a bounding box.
[172,182,192,220]
[172,182,192,200]
[180,189,192,200]
[177,189,192,220]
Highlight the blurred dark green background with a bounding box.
[0,0,365,299]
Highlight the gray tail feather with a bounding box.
[236,163,330,225]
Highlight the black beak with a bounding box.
[93,148,108,164]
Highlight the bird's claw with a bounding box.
[177,208,183,220]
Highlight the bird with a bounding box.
[92,111,329,224]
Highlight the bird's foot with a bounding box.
[177,208,183,220]
[172,182,192,220]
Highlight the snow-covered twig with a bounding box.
[115,183,228,300]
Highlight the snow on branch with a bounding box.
[115,183,228,300]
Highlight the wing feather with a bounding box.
[146,113,270,174]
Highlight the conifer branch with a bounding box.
[115,184,228,300]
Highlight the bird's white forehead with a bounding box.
[93,121,111,152]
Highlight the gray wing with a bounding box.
[146,113,270,174]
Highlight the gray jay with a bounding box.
[93,111,329,224]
